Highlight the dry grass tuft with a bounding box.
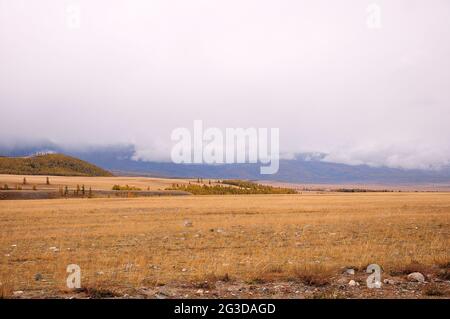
[389,262,433,277]
[424,284,446,297]
[291,267,333,287]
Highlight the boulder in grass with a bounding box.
[407,272,425,283]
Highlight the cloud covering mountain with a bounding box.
[1,0,449,169]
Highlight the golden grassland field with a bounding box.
[0,175,449,298]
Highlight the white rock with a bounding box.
[407,272,425,283]
[13,291,24,296]
[196,289,204,295]
[344,268,355,275]
[181,268,187,272]
[183,220,193,227]
[348,280,359,287]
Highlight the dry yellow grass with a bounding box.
[0,174,200,191]
[0,190,449,297]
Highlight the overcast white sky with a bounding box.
[1,0,449,169]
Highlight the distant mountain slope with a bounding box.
[0,154,113,176]
[68,146,450,184]
[1,144,449,183]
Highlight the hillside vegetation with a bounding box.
[0,154,113,176]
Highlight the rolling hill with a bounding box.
[0,154,113,176]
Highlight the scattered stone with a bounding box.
[407,272,425,283]
[155,293,168,299]
[183,220,193,227]
[196,289,204,295]
[13,291,24,296]
[49,247,59,252]
[4,254,10,257]
[96,271,105,275]
[344,268,355,275]
[348,280,359,287]
[11,244,17,247]
[383,279,395,285]
[216,228,224,233]
[181,268,187,272]
[34,273,43,281]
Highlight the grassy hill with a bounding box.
[0,154,113,176]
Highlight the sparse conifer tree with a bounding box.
[81,185,85,196]
[23,177,27,185]
[46,177,50,185]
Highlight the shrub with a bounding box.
[112,185,141,191]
